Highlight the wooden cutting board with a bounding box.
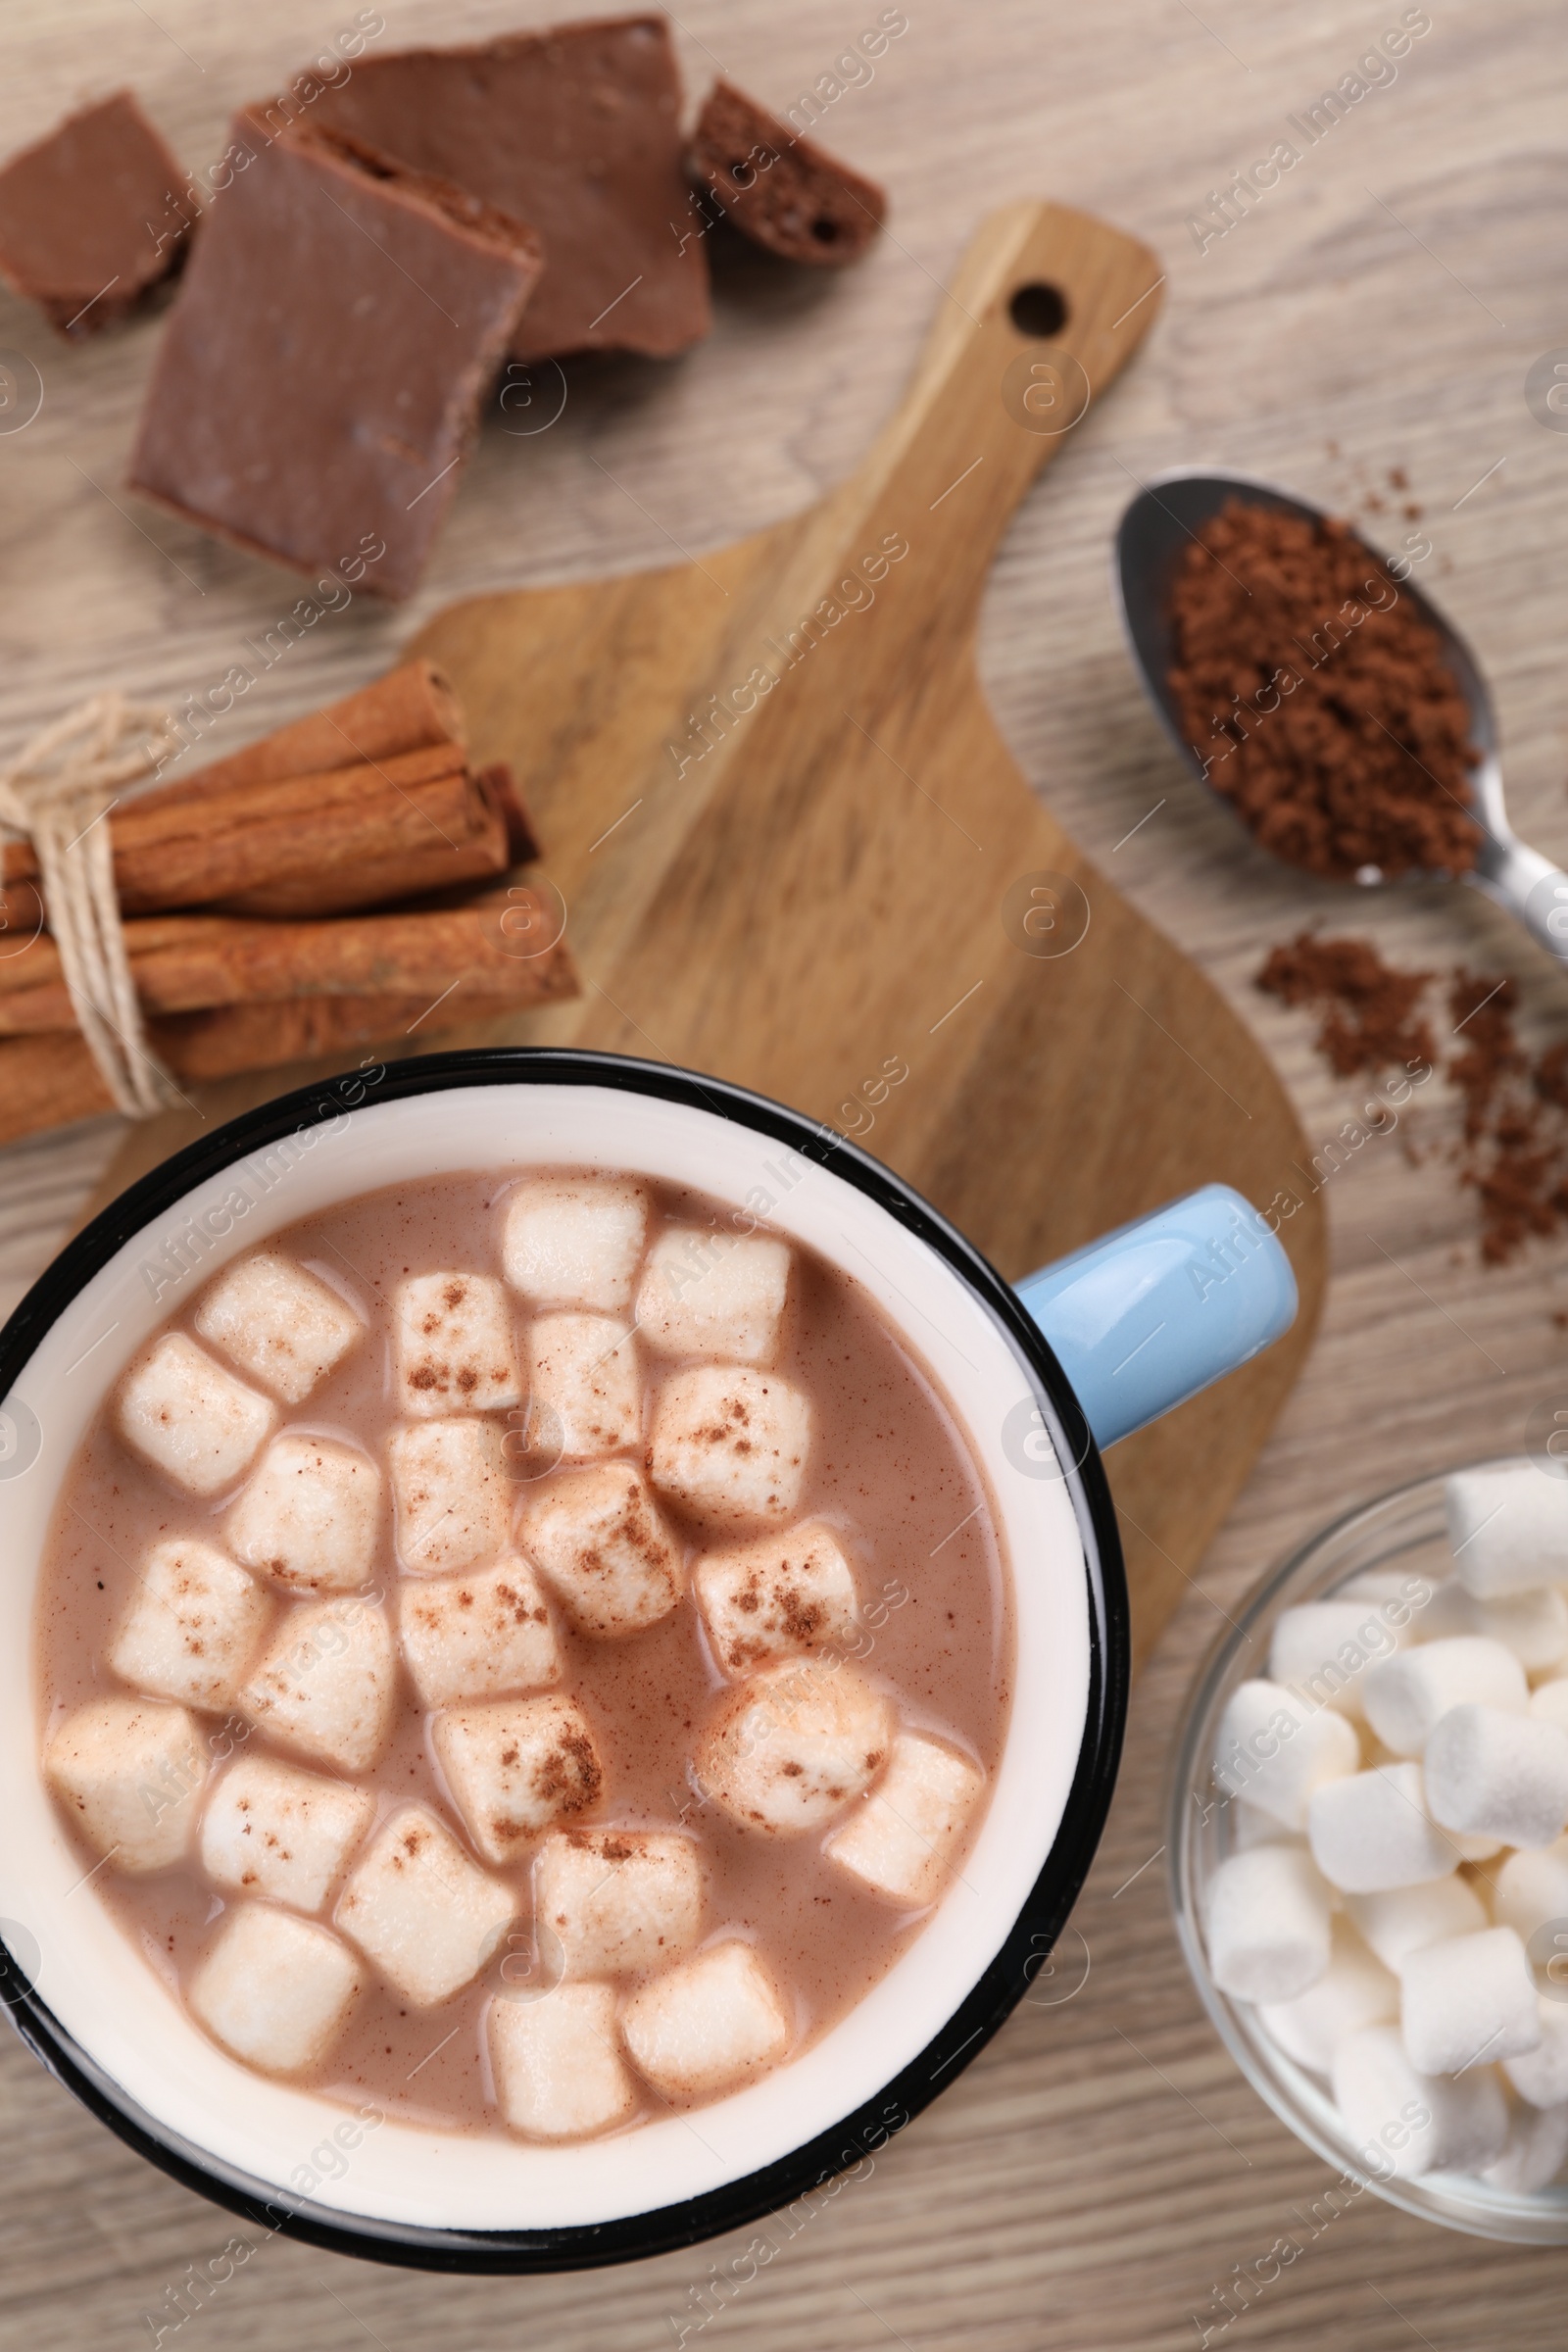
[87,202,1325,1668]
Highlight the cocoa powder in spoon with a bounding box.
[1168,501,1482,881]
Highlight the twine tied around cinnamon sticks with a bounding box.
[0,660,580,1153]
[0,694,185,1118]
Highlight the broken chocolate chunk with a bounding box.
[126,110,541,601]
[308,14,710,362]
[0,89,194,336]
[689,78,886,267]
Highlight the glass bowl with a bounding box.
[1169,1457,1568,2244]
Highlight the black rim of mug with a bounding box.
[0,1047,1130,2274]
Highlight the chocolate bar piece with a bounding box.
[127,113,541,602]
[309,14,710,362]
[0,89,194,336]
[690,79,886,266]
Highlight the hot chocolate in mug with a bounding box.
[0,1050,1296,2269]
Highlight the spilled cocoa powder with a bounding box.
[1257,933,1568,1264]
[1255,934,1435,1078]
[1168,501,1482,881]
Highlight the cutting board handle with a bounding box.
[847,201,1163,632]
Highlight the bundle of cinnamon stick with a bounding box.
[0,660,578,1147]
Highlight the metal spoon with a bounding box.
[1112,466,1568,961]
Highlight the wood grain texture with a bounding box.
[2,0,1567,2345]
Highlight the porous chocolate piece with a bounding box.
[0,89,193,336]
[308,14,710,362]
[689,77,886,266]
[127,111,541,601]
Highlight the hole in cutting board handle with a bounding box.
[1009,281,1069,338]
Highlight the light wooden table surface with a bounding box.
[2,0,1566,2343]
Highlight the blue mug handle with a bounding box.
[1014,1184,1298,1452]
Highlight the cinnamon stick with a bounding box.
[0,880,46,966]
[0,971,576,1148]
[157,983,571,1081]
[0,886,571,1030]
[0,662,569,1148]
[0,745,509,916]
[148,658,466,808]
[0,910,217,1002]
[478,763,542,865]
